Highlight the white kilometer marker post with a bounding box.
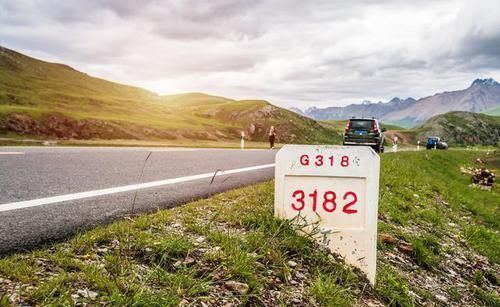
[240,131,245,149]
[274,145,380,285]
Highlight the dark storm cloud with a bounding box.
[456,34,500,69]
[0,0,499,108]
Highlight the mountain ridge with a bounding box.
[302,97,417,122]
[298,78,500,127]
[0,46,339,144]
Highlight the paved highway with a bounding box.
[0,147,276,253]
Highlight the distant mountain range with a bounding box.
[296,78,500,127]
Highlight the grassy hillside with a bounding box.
[382,112,500,147]
[381,123,406,131]
[1,150,498,306]
[0,46,336,144]
[416,111,500,146]
[484,105,500,116]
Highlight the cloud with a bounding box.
[1,0,500,108]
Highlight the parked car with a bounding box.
[343,117,385,153]
[426,136,448,150]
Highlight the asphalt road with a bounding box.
[0,147,276,253]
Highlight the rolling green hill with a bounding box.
[380,112,500,147]
[484,105,500,116]
[416,111,500,146]
[0,46,337,144]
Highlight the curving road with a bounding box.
[0,147,276,253]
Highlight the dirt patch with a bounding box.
[0,112,180,140]
[385,130,414,144]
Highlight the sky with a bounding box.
[1,0,500,109]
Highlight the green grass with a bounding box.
[464,225,500,263]
[308,273,355,306]
[381,123,406,131]
[410,235,441,269]
[440,111,500,127]
[447,286,462,302]
[474,288,500,306]
[484,105,500,116]
[0,150,498,306]
[379,150,499,262]
[376,264,415,306]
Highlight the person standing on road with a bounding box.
[268,126,276,149]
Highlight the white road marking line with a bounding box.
[147,148,198,152]
[0,152,24,155]
[0,163,275,213]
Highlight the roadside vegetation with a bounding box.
[0,137,277,149]
[0,150,498,306]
